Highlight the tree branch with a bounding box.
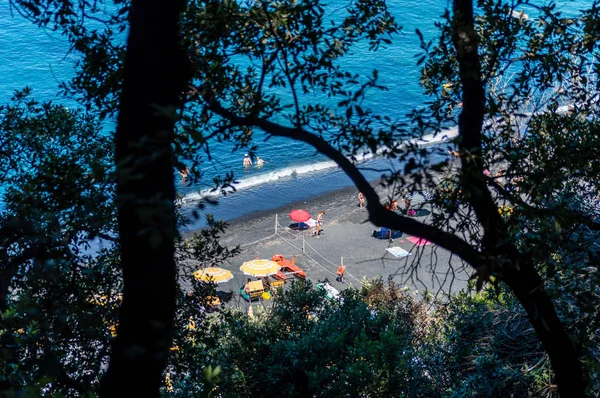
[201,90,484,268]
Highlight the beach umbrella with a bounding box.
[240,259,281,277]
[288,210,311,255]
[193,267,234,284]
[289,209,311,222]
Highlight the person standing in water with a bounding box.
[178,166,191,185]
[178,166,189,180]
[256,156,265,166]
[243,153,252,167]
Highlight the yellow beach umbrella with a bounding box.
[193,267,234,284]
[240,259,281,277]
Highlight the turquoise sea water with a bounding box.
[0,1,589,229]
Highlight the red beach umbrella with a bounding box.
[289,209,311,222]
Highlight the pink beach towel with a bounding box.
[406,236,432,246]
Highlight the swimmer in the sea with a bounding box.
[243,153,252,167]
[178,166,189,180]
[256,156,265,166]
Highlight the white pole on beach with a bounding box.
[275,214,278,235]
[302,231,305,255]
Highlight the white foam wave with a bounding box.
[182,160,339,203]
[419,126,459,145]
[375,126,458,155]
[181,127,458,204]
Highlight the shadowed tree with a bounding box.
[98,0,191,395]
[448,0,584,395]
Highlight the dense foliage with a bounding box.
[3,0,600,396]
[0,90,237,395]
[163,279,600,397]
[0,89,119,395]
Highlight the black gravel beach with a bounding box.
[184,182,471,310]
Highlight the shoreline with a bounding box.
[178,133,454,231]
[183,181,380,247]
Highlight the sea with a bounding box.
[0,0,587,230]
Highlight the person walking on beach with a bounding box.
[243,153,252,167]
[358,192,364,208]
[313,211,325,237]
[336,264,346,283]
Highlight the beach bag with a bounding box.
[373,229,387,239]
[390,230,402,239]
[373,228,400,239]
[408,209,416,216]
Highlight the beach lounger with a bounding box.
[270,280,285,294]
[282,262,307,278]
[317,283,340,300]
[240,280,265,302]
[272,255,307,278]
[272,270,288,281]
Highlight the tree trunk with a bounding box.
[451,0,586,395]
[99,0,189,395]
[503,260,586,397]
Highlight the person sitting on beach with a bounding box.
[243,154,252,167]
[495,168,506,187]
[313,211,325,237]
[404,196,411,214]
[358,192,365,208]
[256,156,265,166]
[390,199,399,211]
[261,276,271,290]
[243,278,253,294]
[385,200,393,210]
[511,175,523,192]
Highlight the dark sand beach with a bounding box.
[184,182,472,310]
